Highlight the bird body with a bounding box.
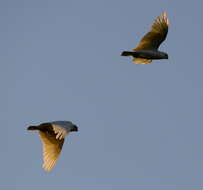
[121,12,169,64]
[121,50,168,60]
[27,121,78,171]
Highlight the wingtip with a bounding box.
[161,11,169,25]
[43,166,52,172]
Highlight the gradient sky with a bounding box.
[3,0,203,189]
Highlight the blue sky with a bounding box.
[3,0,203,189]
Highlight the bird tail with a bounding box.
[121,51,134,56]
[27,126,40,130]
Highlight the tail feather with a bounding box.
[27,126,40,130]
[121,51,134,56]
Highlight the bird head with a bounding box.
[164,53,168,59]
[159,51,168,59]
[70,124,78,132]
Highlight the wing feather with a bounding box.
[134,12,169,51]
[39,131,64,171]
[52,124,69,140]
[132,58,152,64]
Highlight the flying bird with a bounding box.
[27,121,78,171]
[121,12,169,64]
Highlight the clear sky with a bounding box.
[3,0,203,189]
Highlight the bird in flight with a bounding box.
[121,12,169,64]
[27,121,78,171]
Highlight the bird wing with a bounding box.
[134,12,169,51]
[38,131,64,171]
[132,58,152,64]
[52,124,69,140]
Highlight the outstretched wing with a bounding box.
[38,131,64,171]
[134,12,169,51]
